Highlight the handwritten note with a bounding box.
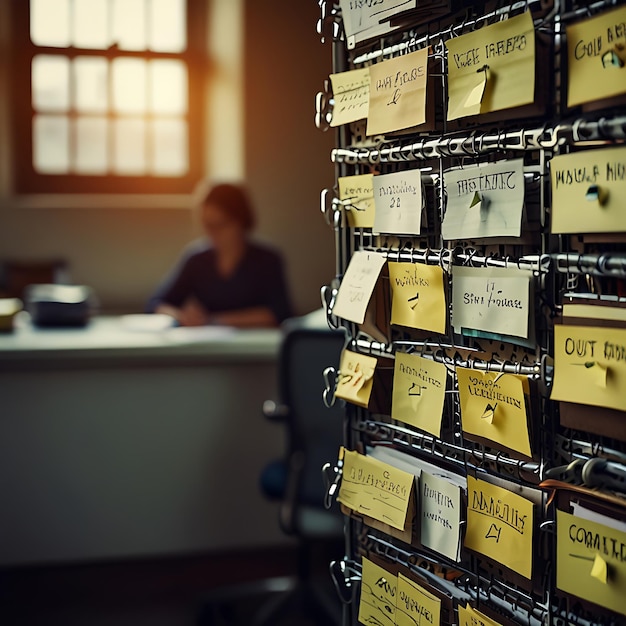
[442,159,525,240]
[392,352,447,437]
[557,509,626,617]
[550,146,626,234]
[358,557,397,626]
[388,262,447,334]
[566,5,626,107]
[338,449,415,531]
[338,173,376,229]
[396,573,441,626]
[420,471,462,562]
[551,324,626,413]
[445,11,536,120]
[367,47,429,136]
[335,349,378,409]
[458,604,504,626]
[330,67,371,127]
[333,250,386,324]
[373,169,423,235]
[340,0,416,48]
[451,266,532,339]
[457,368,532,457]
[465,475,534,579]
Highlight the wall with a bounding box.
[0,0,336,317]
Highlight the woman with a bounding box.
[147,183,293,327]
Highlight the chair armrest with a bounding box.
[262,399,290,422]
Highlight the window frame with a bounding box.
[10,0,206,195]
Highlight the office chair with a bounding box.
[197,321,346,626]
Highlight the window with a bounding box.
[11,0,205,194]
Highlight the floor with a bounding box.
[0,541,345,626]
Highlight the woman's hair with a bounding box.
[201,183,256,232]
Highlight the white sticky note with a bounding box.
[373,169,423,235]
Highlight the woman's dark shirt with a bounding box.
[146,241,293,323]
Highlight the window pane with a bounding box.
[150,60,187,114]
[75,117,108,174]
[152,118,187,175]
[72,0,109,49]
[34,115,70,173]
[112,58,147,114]
[112,0,147,50]
[32,55,70,112]
[114,119,146,174]
[149,0,186,52]
[30,0,70,47]
[74,57,108,113]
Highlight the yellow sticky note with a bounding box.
[591,553,608,584]
[550,146,626,234]
[566,5,626,107]
[457,368,532,457]
[338,449,414,531]
[338,174,376,229]
[333,250,386,324]
[458,603,504,626]
[330,67,371,127]
[358,557,397,626]
[392,352,447,437]
[445,11,535,120]
[465,475,534,579]
[388,262,447,334]
[551,324,626,412]
[557,509,626,616]
[396,573,441,626]
[334,349,377,408]
[367,47,429,136]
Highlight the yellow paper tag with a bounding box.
[465,475,534,579]
[388,262,447,334]
[551,324,626,412]
[396,573,441,626]
[392,352,447,437]
[458,603,504,626]
[338,449,414,531]
[358,557,397,626]
[457,368,532,457]
[329,67,371,127]
[334,349,377,408]
[445,12,535,120]
[338,173,376,229]
[566,5,626,107]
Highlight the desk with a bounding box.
[0,317,290,566]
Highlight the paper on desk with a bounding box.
[451,266,532,339]
[458,604,504,626]
[338,173,376,229]
[465,475,534,579]
[330,67,371,127]
[373,168,423,235]
[551,324,626,412]
[367,47,429,136]
[333,250,386,324]
[388,262,447,333]
[396,573,441,626]
[358,557,397,626]
[442,159,525,240]
[550,146,626,234]
[420,471,462,561]
[338,448,414,531]
[445,11,535,120]
[457,367,532,457]
[566,5,626,107]
[334,349,377,408]
[557,509,626,617]
[392,351,447,437]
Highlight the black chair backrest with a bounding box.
[278,326,346,508]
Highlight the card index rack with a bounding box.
[315,1,626,625]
